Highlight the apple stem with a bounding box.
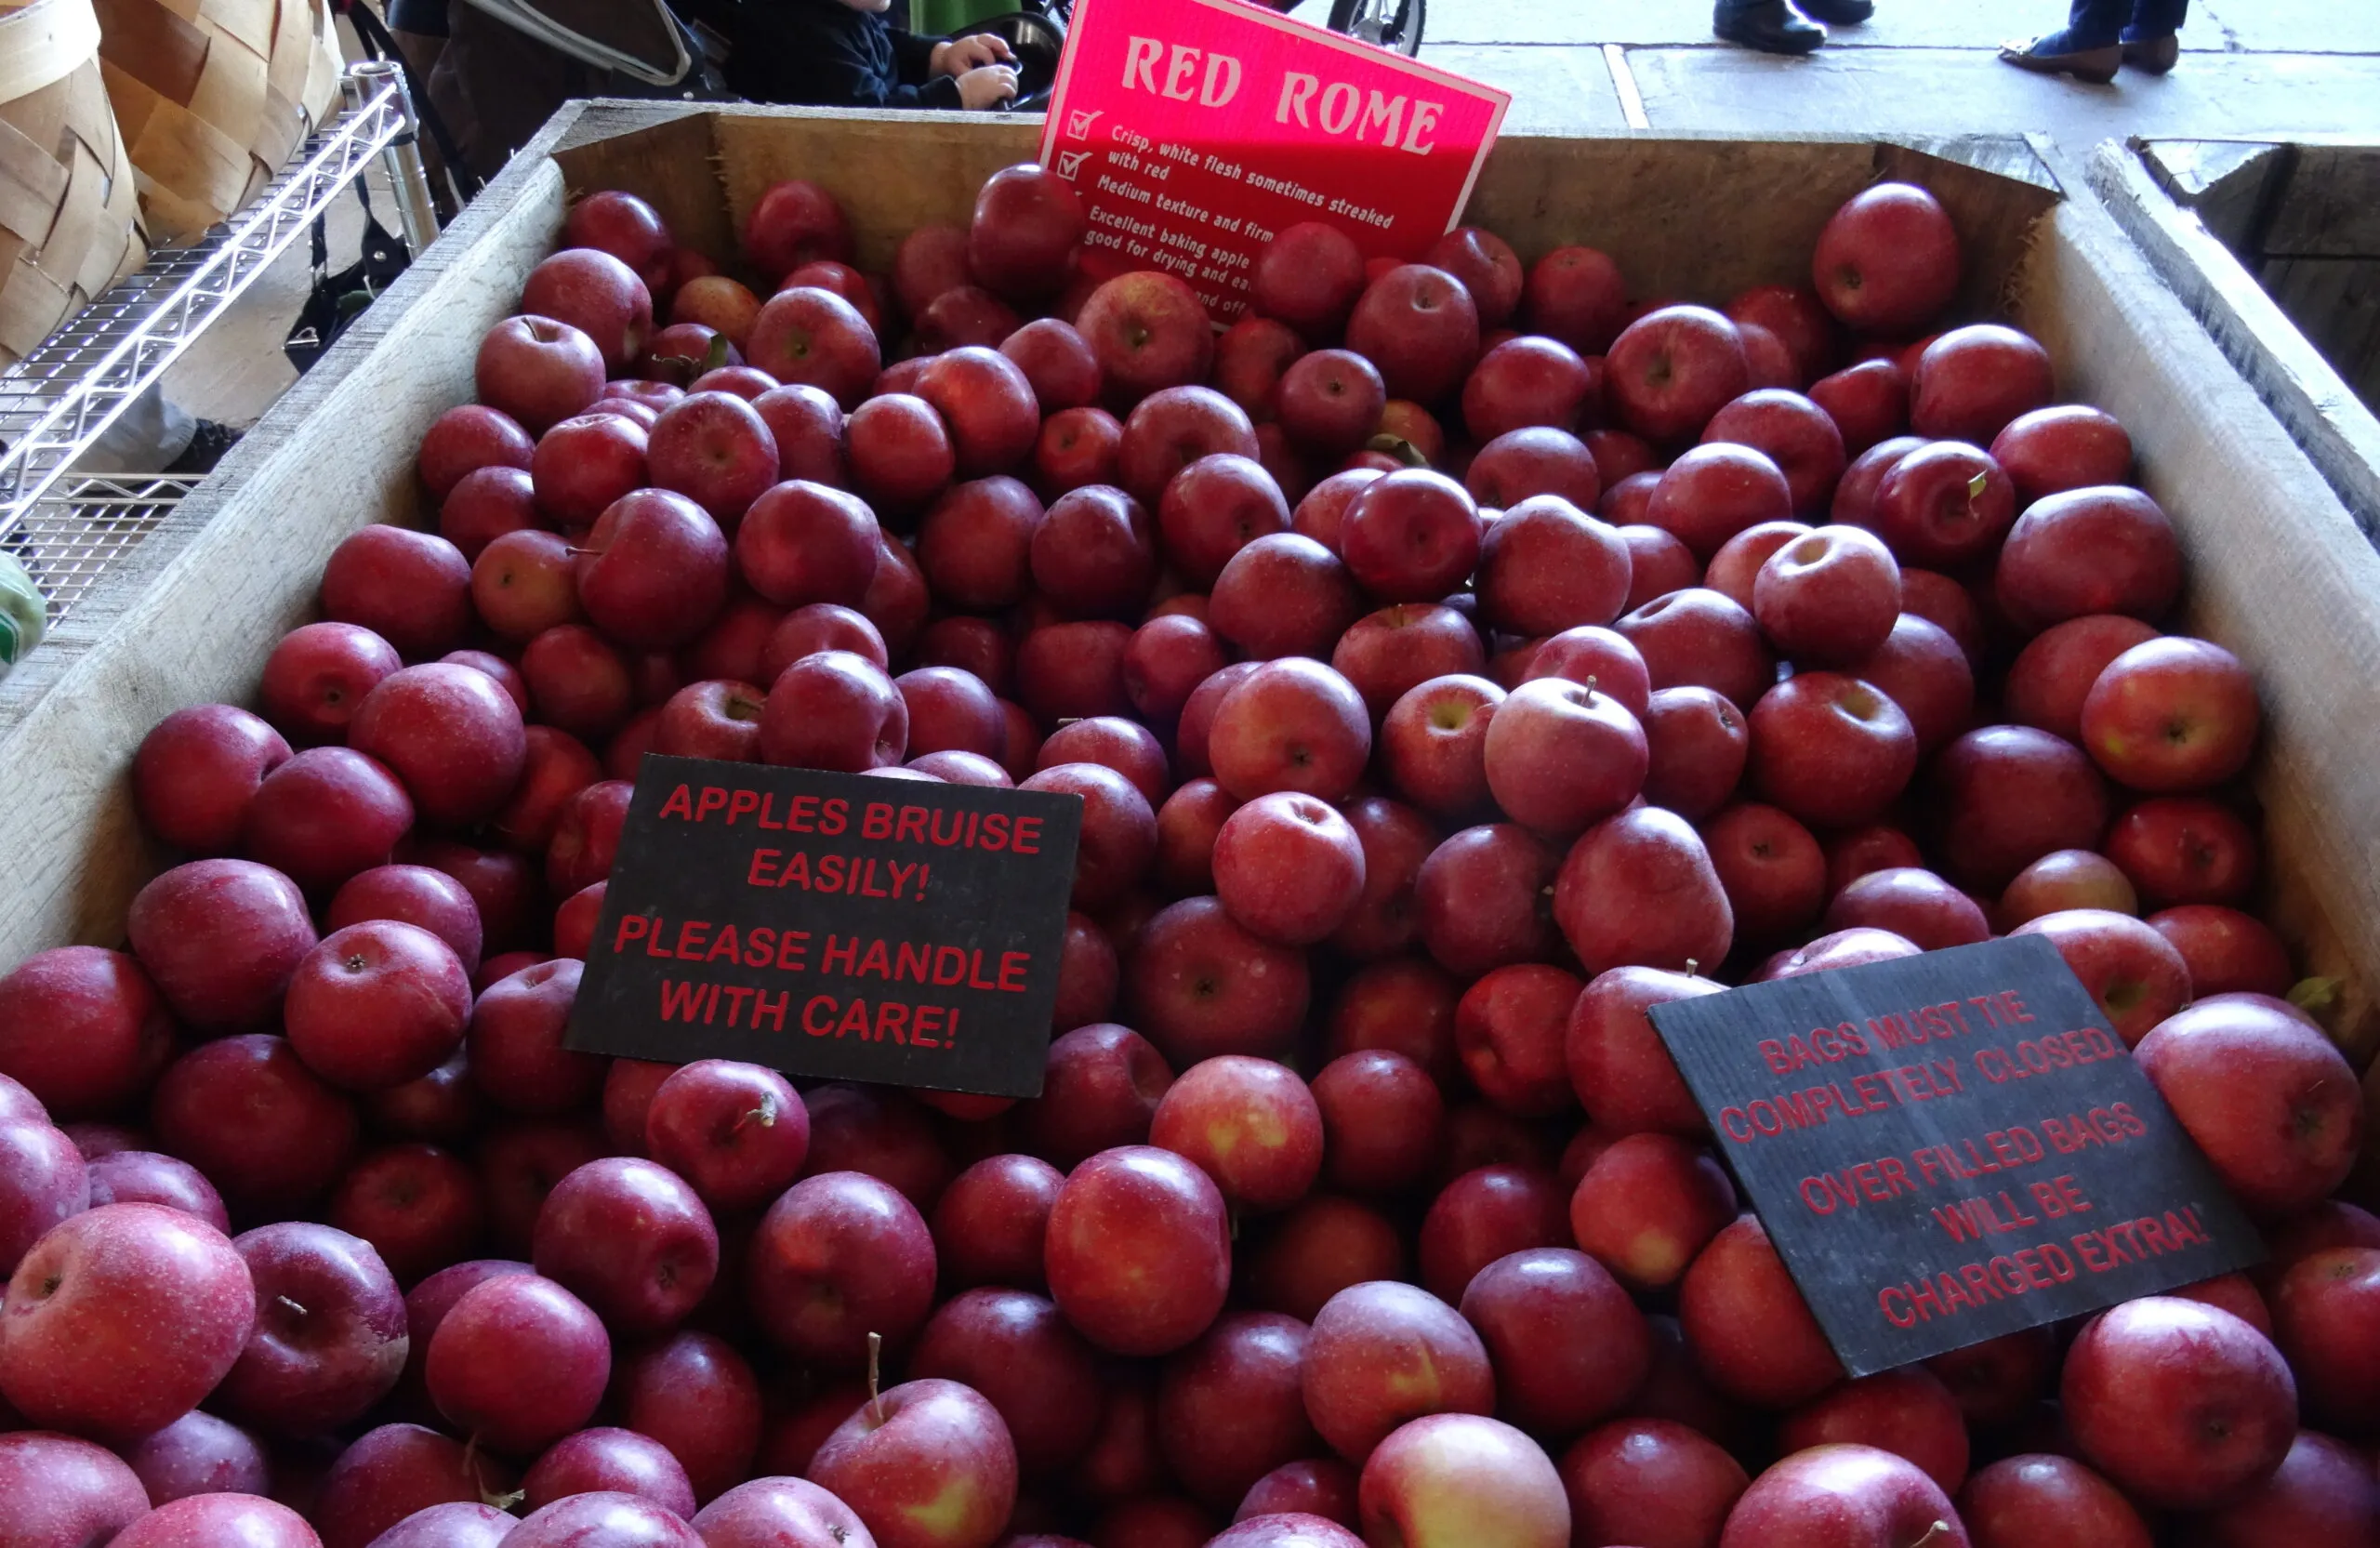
[867,1330,884,1425]
[733,1098,776,1135]
[1686,959,1701,977]
[278,1294,309,1317]
[1911,1522,1955,1548]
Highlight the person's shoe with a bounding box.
[1797,0,1872,24]
[163,419,244,476]
[2122,33,2180,73]
[1998,30,2121,84]
[1714,1,1827,55]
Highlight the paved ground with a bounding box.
[1422,0,2380,145]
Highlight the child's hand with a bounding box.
[933,33,1017,76]
[956,64,1019,109]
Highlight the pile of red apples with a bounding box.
[0,162,2373,1548]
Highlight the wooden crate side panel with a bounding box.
[1426,134,2059,322]
[0,149,568,970]
[709,108,1039,270]
[2016,195,2380,1078]
[2260,256,2380,410]
[550,104,734,263]
[2135,138,2287,253]
[2089,144,2380,549]
[2264,145,2380,258]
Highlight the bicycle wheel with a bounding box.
[1326,0,1424,56]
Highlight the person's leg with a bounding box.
[1798,0,1872,25]
[1999,0,2126,81]
[1712,0,1826,56]
[2121,0,2185,71]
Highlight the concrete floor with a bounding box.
[148,0,2380,438]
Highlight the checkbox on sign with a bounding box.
[1056,152,1090,180]
[1066,109,1104,139]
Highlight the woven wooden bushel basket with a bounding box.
[93,0,341,244]
[0,0,149,366]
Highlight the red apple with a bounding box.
[1641,685,1750,819]
[126,857,317,1032]
[1046,1145,1232,1357]
[1555,807,1734,978]
[1126,897,1310,1067]
[476,315,605,434]
[2135,998,2360,1215]
[1911,324,2054,445]
[1461,336,1591,443]
[1482,677,1646,836]
[1460,1246,1649,1435]
[1647,443,1793,560]
[1331,602,1487,718]
[1703,800,1826,941]
[1871,441,2016,569]
[1606,306,1751,444]
[1932,725,2112,891]
[1560,1417,1749,1548]
[1466,427,1602,513]
[747,1170,934,1366]
[1415,824,1563,978]
[1678,1214,1843,1408]
[1748,672,1917,827]
[1995,485,2184,633]
[2149,904,2294,998]
[1019,1024,1174,1170]
[1078,271,1216,404]
[646,390,779,528]
[1753,524,1901,666]
[1253,221,1367,339]
[743,179,853,279]
[1037,405,1124,493]
[1304,1279,1494,1460]
[1207,658,1371,803]
[1990,404,2133,503]
[1824,867,1989,950]
[1958,1453,2149,1548]
[322,526,473,661]
[847,393,957,511]
[759,650,907,772]
[1812,181,1962,332]
[1525,245,1627,355]
[2010,907,2191,1046]
[1346,265,1482,404]
[1721,1445,1967,1548]
[2062,1296,2296,1509]
[2104,795,2256,906]
[744,286,879,410]
[1157,452,1289,587]
[1356,1413,1568,1548]
[1382,674,1503,817]
[1211,535,1363,662]
[1809,359,1911,458]
[0,1202,255,1438]
[351,662,528,828]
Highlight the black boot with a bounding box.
[1798,0,1873,22]
[1713,0,1827,54]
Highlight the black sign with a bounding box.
[1646,935,2261,1376]
[565,756,1083,1099]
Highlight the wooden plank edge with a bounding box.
[2037,142,2380,1067]
[2085,141,2380,547]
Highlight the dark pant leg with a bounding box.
[2127,0,2188,39]
[2058,0,2132,47]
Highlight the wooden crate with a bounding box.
[2088,138,2380,548]
[0,105,2373,1196]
